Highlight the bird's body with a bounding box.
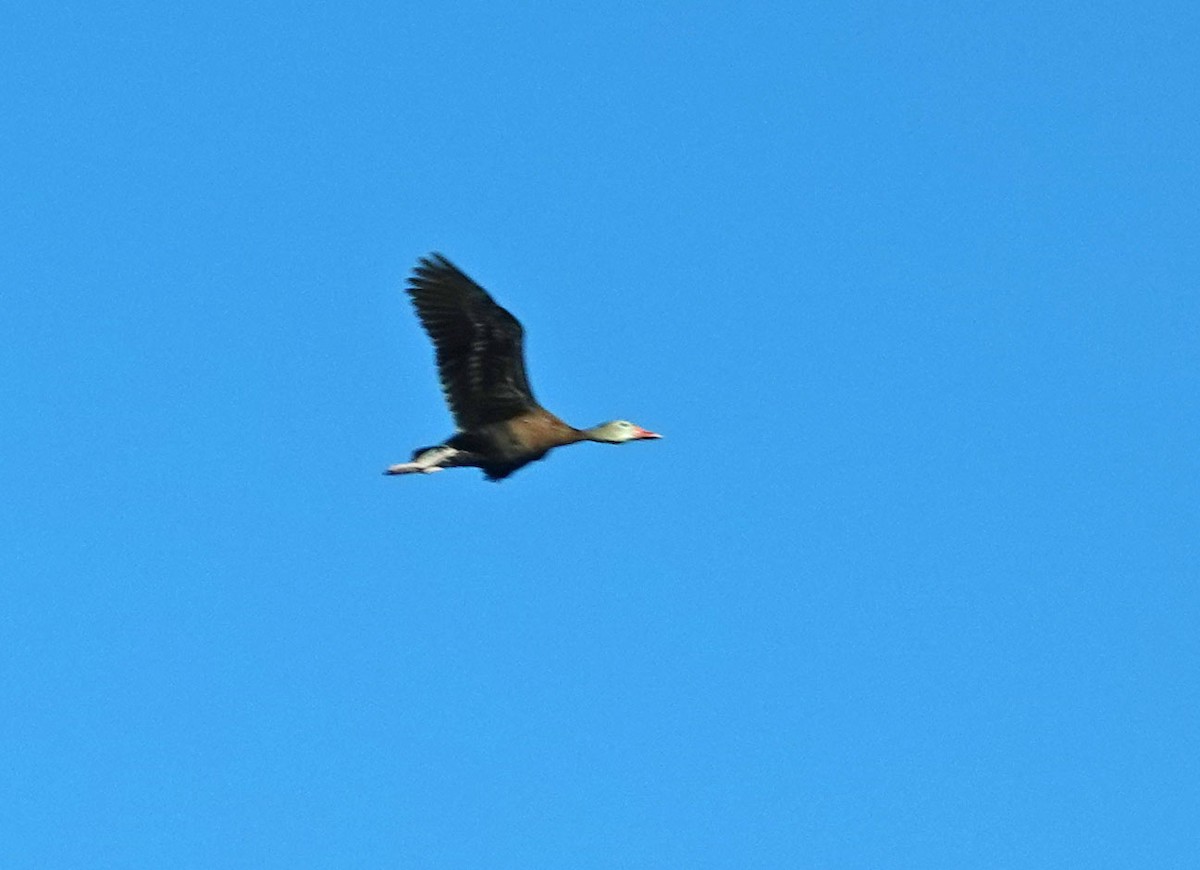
[387,254,660,481]
[406,409,577,481]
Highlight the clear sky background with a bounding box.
[2,2,1197,867]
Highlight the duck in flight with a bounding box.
[386,254,661,481]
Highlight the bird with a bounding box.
[386,253,661,481]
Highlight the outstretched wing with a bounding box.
[406,253,539,429]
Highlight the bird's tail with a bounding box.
[410,445,441,461]
[384,445,459,476]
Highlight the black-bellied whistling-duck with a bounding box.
[386,253,661,481]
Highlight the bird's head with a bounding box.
[587,420,663,444]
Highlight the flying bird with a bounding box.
[386,254,661,481]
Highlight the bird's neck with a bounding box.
[578,424,615,444]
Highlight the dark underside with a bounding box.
[481,460,537,482]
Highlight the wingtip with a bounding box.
[410,252,462,287]
[417,251,452,271]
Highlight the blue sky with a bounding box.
[2,2,1197,867]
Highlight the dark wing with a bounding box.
[406,253,539,429]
